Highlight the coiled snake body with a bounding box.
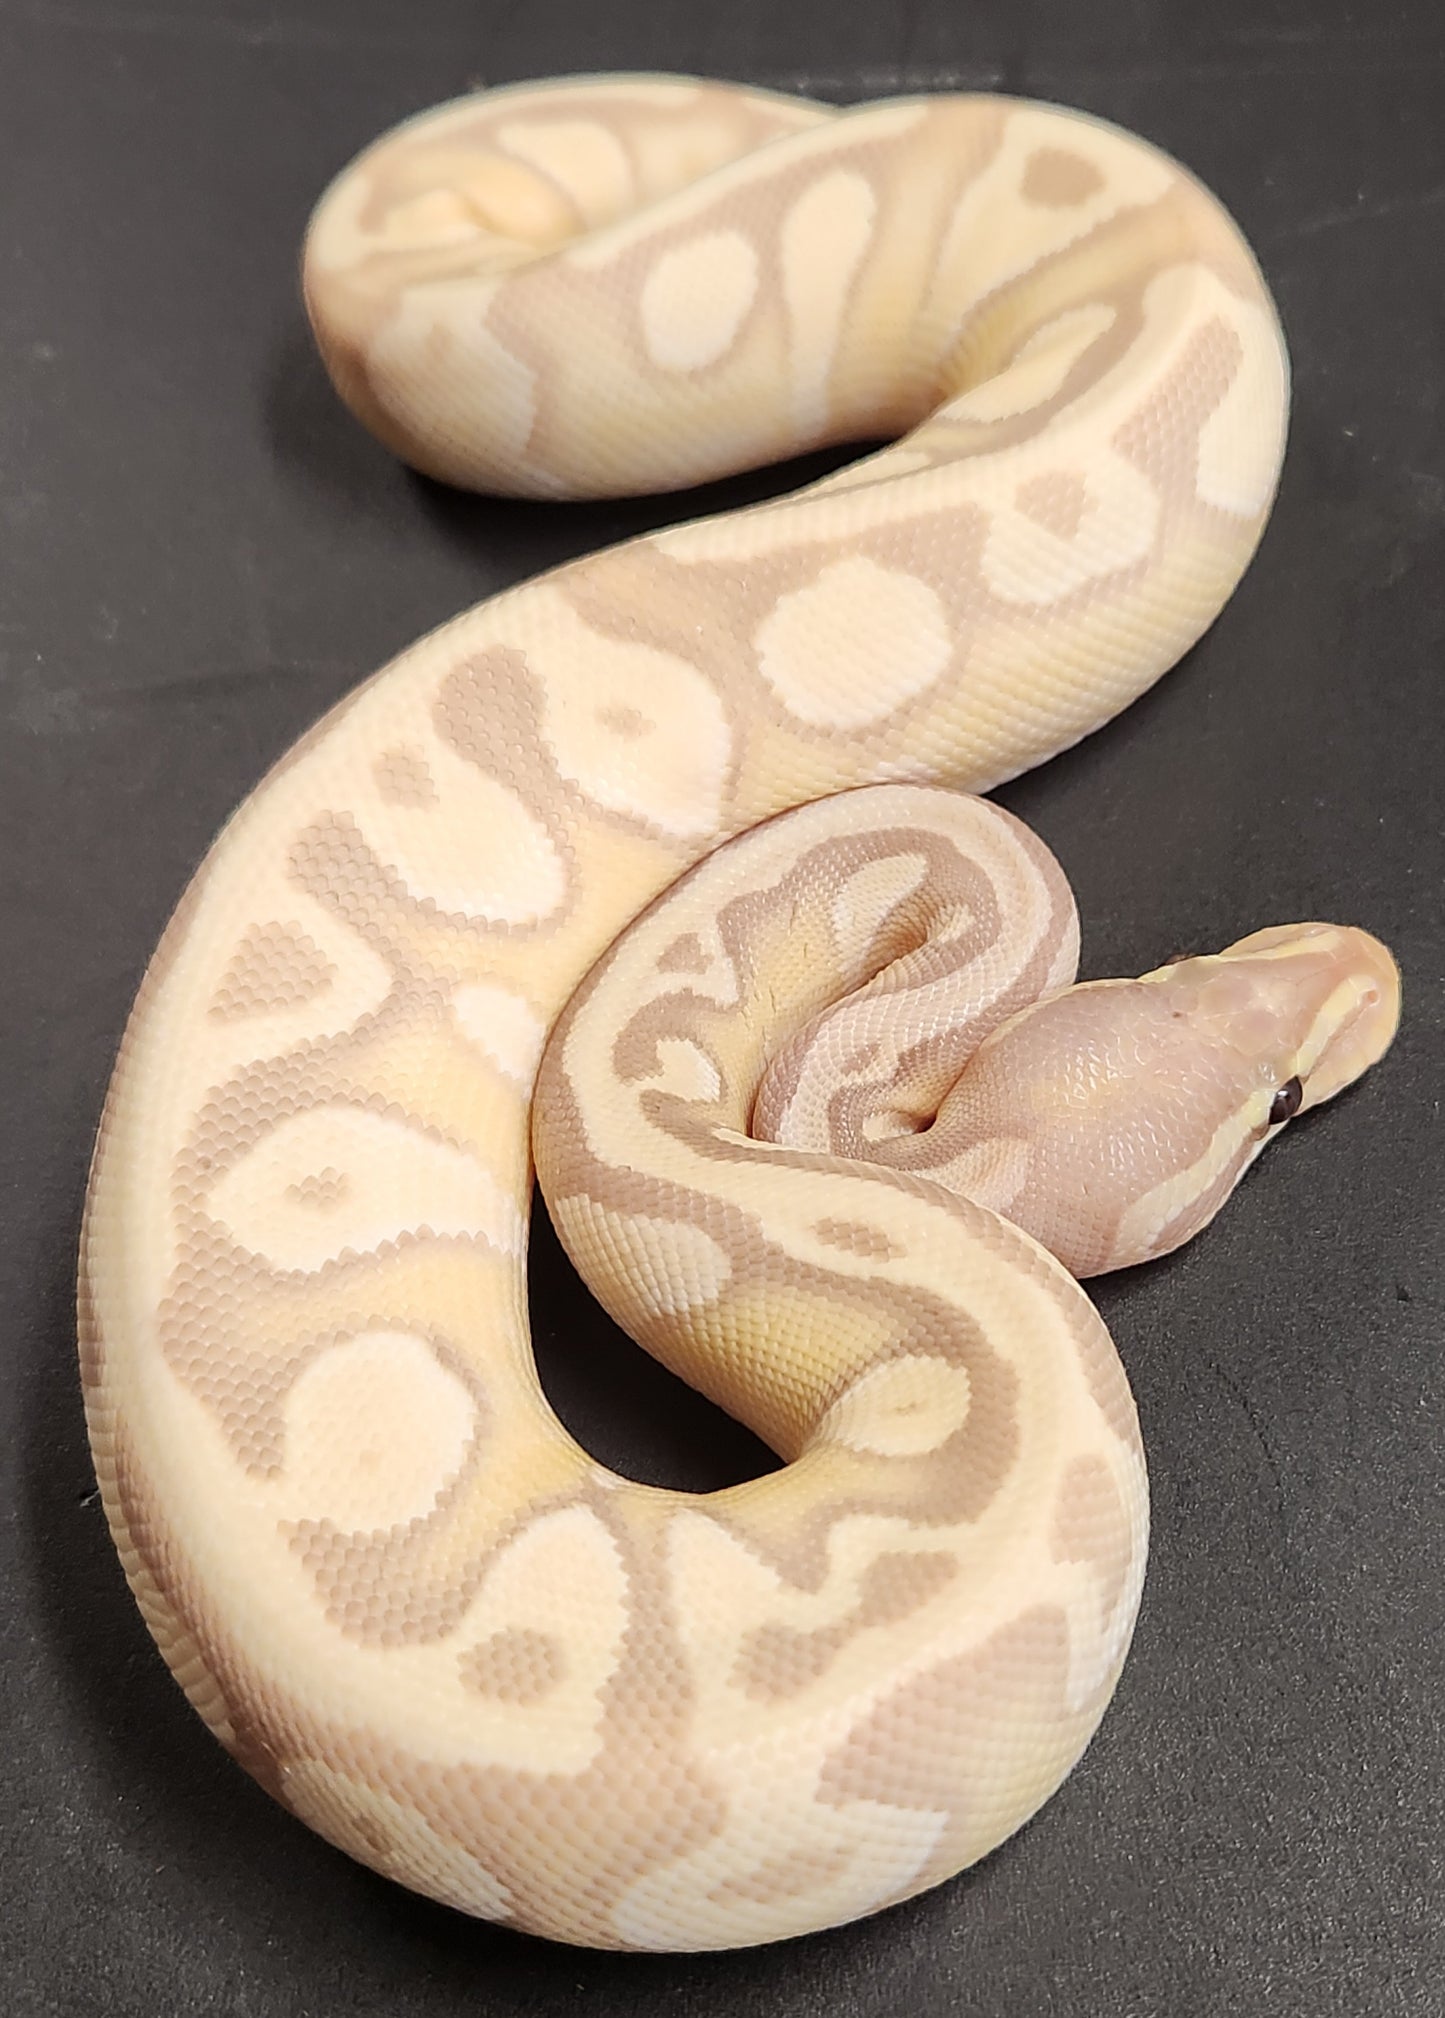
[79,76,1400,1950]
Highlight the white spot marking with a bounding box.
[361,734,565,925]
[780,169,877,432]
[554,1198,733,1316]
[458,1505,631,1771]
[495,118,633,225]
[650,1038,724,1105]
[640,229,760,372]
[523,586,731,837]
[821,1355,972,1458]
[453,982,546,1086]
[276,1330,475,1529]
[1195,300,1288,516]
[828,851,931,954]
[756,557,953,727]
[207,1105,524,1272]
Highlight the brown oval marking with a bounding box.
[853,1548,958,1627]
[1022,146,1105,207]
[595,702,652,739]
[373,744,438,807]
[1050,1453,1134,1621]
[208,921,335,1021]
[460,1625,567,1704]
[812,1217,903,1262]
[732,1619,842,1701]
[657,931,710,975]
[709,1841,854,1908]
[1014,469,1089,539]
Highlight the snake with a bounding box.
[78,75,1402,1952]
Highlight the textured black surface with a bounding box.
[2,3,1442,2013]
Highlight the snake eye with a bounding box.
[1268,1076,1304,1126]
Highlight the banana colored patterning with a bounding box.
[79,76,1400,1951]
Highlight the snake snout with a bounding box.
[1217,921,1402,1110]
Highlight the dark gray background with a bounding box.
[2,2,1441,2014]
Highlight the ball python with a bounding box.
[78,75,1402,1952]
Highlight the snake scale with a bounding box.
[79,76,1401,1951]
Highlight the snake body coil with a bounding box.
[79,77,1399,1950]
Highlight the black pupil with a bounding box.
[1269,1076,1304,1126]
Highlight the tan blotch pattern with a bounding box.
[75,73,1398,1957]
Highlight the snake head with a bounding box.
[927,920,1400,1277]
[1191,922,1402,1114]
